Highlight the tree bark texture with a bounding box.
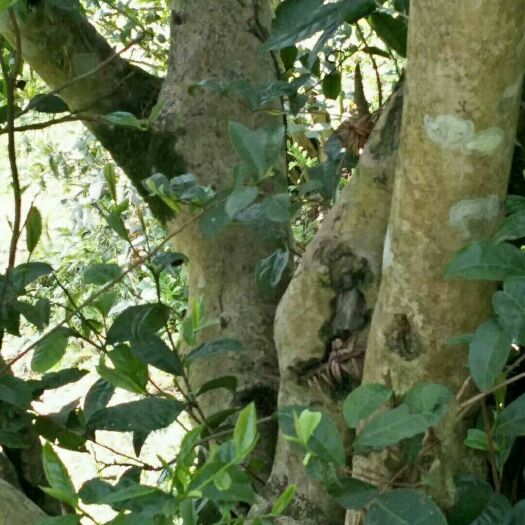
[350,0,525,518]
[253,89,403,525]
[0,478,47,525]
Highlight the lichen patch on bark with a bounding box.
[448,195,500,239]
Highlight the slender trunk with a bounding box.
[350,0,525,519]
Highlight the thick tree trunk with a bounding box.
[350,0,525,520]
[0,478,47,525]
[158,1,283,472]
[253,89,403,524]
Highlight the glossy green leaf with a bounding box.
[504,500,525,525]
[106,111,145,130]
[28,94,69,113]
[34,415,86,452]
[495,393,525,438]
[463,429,496,452]
[31,327,70,373]
[202,464,256,503]
[31,368,88,395]
[25,206,42,254]
[366,489,447,524]
[322,71,342,100]
[506,195,525,214]
[213,470,232,491]
[42,442,77,506]
[445,241,525,281]
[0,375,33,408]
[353,405,436,454]
[369,12,407,57]
[107,304,170,344]
[261,193,291,222]
[234,402,258,458]
[196,375,238,397]
[83,263,121,285]
[295,409,321,445]
[493,210,525,243]
[255,248,289,290]
[260,0,375,52]
[16,298,50,331]
[228,122,284,179]
[225,185,258,217]
[199,202,231,239]
[331,477,379,510]
[469,320,511,391]
[11,262,53,292]
[130,335,183,375]
[403,383,452,416]
[84,378,115,422]
[271,484,297,516]
[448,476,511,525]
[186,338,245,363]
[87,397,185,433]
[97,346,148,394]
[343,384,393,428]
[493,277,525,344]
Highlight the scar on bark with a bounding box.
[385,313,423,360]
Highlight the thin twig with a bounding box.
[481,400,500,493]
[356,22,383,108]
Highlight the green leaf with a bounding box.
[34,416,86,452]
[322,71,342,100]
[16,298,51,331]
[343,384,393,428]
[11,262,53,291]
[201,464,256,503]
[107,304,170,344]
[506,195,525,214]
[271,484,297,516]
[493,277,525,344]
[97,346,148,394]
[87,397,185,433]
[495,393,525,438]
[445,241,525,281]
[353,405,436,454]
[83,378,115,422]
[28,94,69,113]
[106,111,146,130]
[130,335,183,375]
[393,0,409,14]
[469,320,511,391]
[228,122,284,179]
[493,210,525,243]
[0,375,33,408]
[83,263,121,285]
[42,442,77,507]
[261,194,291,222]
[255,248,289,290]
[448,476,511,525]
[186,338,245,363]
[279,406,346,464]
[31,327,70,373]
[36,516,81,525]
[403,383,452,416]
[260,0,376,52]
[225,185,259,218]
[234,402,258,458]
[463,429,496,452]
[25,206,43,254]
[295,409,321,445]
[369,12,408,57]
[213,470,232,491]
[103,163,118,201]
[504,500,525,525]
[197,375,238,397]
[366,489,447,524]
[199,202,231,239]
[331,477,380,510]
[31,368,88,395]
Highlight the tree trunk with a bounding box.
[253,88,403,525]
[0,478,47,525]
[350,0,525,519]
[157,1,283,472]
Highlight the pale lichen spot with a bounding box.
[424,114,504,156]
[503,73,524,98]
[382,224,393,270]
[424,115,474,151]
[449,195,500,239]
